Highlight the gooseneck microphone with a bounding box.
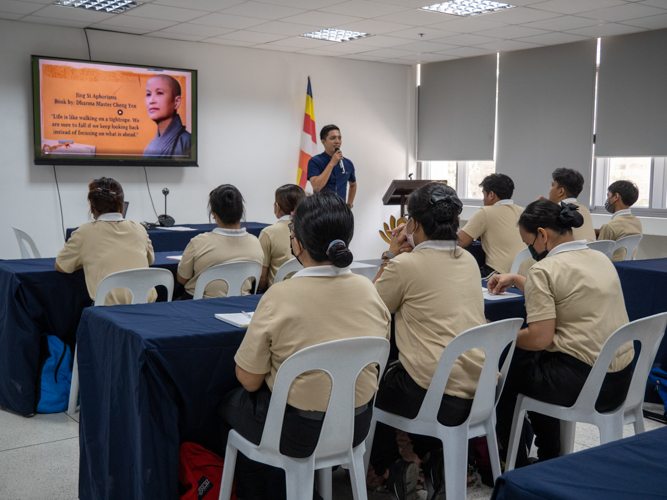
[158,187,176,227]
[334,147,346,174]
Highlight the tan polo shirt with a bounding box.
[374,240,487,399]
[235,267,391,411]
[563,199,596,243]
[461,200,524,274]
[178,228,264,298]
[258,217,292,287]
[56,214,156,306]
[599,210,642,262]
[525,241,633,372]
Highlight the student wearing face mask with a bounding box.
[488,199,633,467]
[370,182,487,500]
[597,180,642,261]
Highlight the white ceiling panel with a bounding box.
[481,25,551,39]
[621,13,667,30]
[147,32,206,41]
[267,35,335,48]
[379,58,415,64]
[1,12,29,20]
[0,0,44,15]
[431,33,499,45]
[202,38,257,46]
[388,26,459,40]
[341,54,383,61]
[638,0,667,8]
[95,16,177,30]
[427,18,509,33]
[400,52,456,62]
[341,34,411,47]
[532,0,626,15]
[308,42,377,53]
[476,39,542,51]
[374,9,448,26]
[254,0,347,9]
[485,6,562,23]
[578,3,667,22]
[30,5,114,22]
[189,13,267,29]
[397,40,459,51]
[258,42,301,51]
[298,48,337,56]
[159,23,235,37]
[521,14,603,31]
[21,14,92,27]
[278,11,363,27]
[220,1,306,20]
[566,22,647,37]
[215,30,288,42]
[337,19,413,34]
[246,20,316,35]
[359,47,419,58]
[437,46,498,57]
[152,0,245,12]
[124,4,207,22]
[517,31,590,44]
[319,1,408,18]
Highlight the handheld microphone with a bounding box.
[334,147,346,174]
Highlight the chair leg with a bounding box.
[316,468,333,500]
[67,345,79,415]
[484,418,502,482]
[632,405,646,435]
[362,418,377,477]
[505,397,526,472]
[598,420,624,446]
[349,446,369,500]
[218,445,237,500]
[285,463,314,500]
[442,431,468,500]
[559,420,576,456]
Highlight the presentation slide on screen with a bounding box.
[37,59,193,160]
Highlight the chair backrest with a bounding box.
[12,227,41,259]
[509,248,532,275]
[94,268,174,306]
[193,260,262,300]
[415,318,523,426]
[571,312,667,414]
[259,337,390,459]
[614,234,643,261]
[586,240,615,259]
[273,258,302,284]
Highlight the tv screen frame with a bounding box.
[32,55,198,167]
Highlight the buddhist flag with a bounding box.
[297,77,316,189]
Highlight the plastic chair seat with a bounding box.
[509,248,532,275]
[273,258,302,284]
[614,234,643,261]
[586,240,615,259]
[12,227,41,259]
[193,261,262,299]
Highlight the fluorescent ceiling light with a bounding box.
[300,29,373,43]
[421,0,515,17]
[54,0,142,14]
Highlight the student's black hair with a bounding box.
[150,74,181,98]
[319,124,340,141]
[519,199,584,236]
[88,177,124,216]
[608,180,639,207]
[552,168,585,198]
[292,191,354,268]
[479,173,514,200]
[208,184,244,225]
[275,184,306,215]
[407,181,462,241]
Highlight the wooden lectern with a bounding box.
[383,180,443,216]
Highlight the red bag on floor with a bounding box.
[179,442,236,500]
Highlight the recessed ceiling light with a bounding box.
[421,0,515,17]
[54,0,142,14]
[300,29,374,43]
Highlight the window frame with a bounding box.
[421,160,492,205]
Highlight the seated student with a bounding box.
[370,182,487,500]
[219,191,391,500]
[55,177,156,306]
[143,75,191,159]
[257,184,306,292]
[597,180,642,261]
[457,173,524,278]
[177,185,264,299]
[489,200,633,466]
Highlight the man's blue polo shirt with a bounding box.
[307,152,356,200]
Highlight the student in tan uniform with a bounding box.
[458,173,524,278]
[370,182,487,500]
[219,191,391,500]
[256,184,305,292]
[176,185,264,299]
[598,180,642,261]
[488,200,633,466]
[55,177,156,306]
[547,168,595,242]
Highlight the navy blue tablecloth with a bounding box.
[66,222,269,252]
[492,426,667,500]
[77,289,525,500]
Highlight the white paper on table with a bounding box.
[482,287,523,301]
[166,255,182,261]
[156,227,196,231]
[215,312,254,328]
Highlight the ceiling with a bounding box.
[2,0,667,65]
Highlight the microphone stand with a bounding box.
[158,188,175,227]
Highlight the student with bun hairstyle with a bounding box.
[257,184,306,292]
[177,184,263,299]
[370,182,487,500]
[55,177,156,306]
[489,199,634,466]
[219,191,390,499]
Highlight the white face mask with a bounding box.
[405,223,417,248]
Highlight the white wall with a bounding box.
[0,19,413,260]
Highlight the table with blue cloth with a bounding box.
[0,253,179,416]
[66,222,269,252]
[76,287,525,500]
[492,426,667,500]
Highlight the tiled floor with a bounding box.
[0,407,664,500]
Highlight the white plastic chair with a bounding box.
[273,258,303,284]
[505,312,667,472]
[509,248,532,275]
[218,337,391,500]
[586,240,615,259]
[12,227,41,259]
[614,234,643,261]
[363,318,523,500]
[193,261,262,299]
[67,267,174,415]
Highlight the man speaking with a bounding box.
[307,125,357,208]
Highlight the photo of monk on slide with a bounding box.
[143,75,191,159]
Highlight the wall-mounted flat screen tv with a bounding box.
[32,56,197,166]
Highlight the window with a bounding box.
[593,157,667,210]
[422,160,496,200]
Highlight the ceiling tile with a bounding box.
[214,30,288,42]
[486,6,562,23]
[124,4,208,22]
[577,3,667,22]
[257,42,301,51]
[246,20,317,35]
[521,14,603,30]
[379,58,415,65]
[426,18,509,33]
[370,0,437,8]
[279,11,363,27]
[319,1,408,18]
[436,46,498,57]
[159,23,236,36]
[397,40,459,51]
[621,13,667,30]
[0,12,24,20]
[481,25,551,39]
[27,5,114,22]
[431,33,498,45]
[202,38,257,46]
[476,39,541,51]
[531,0,626,15]
[517,31,590,44]
[307,42,375,53]
[268,35,335,48]
[21,14,91,26]
[358,47,419,58]
[254,0,348,9]
[0,0,44,15]
[374,9,448,26]
[387,26,459,40]
[341,54,383,61]
[147,32,206,41]
[95,15,177,30]
[340,34,410,47]
[221,1,306,20]
[189,13,268,29]
[152,0,245,11]
[336,19,413,34]
[506,0,553,4]
[400,52,457,62]
[298,48,336,55]
[638,0,667,8]
[566,22,647,36]
[90,24,150,34]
